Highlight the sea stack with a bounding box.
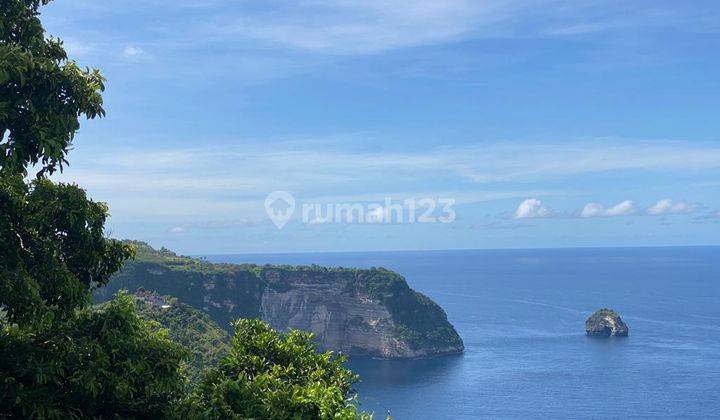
[585,308,629,337]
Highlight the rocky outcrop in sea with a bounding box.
[585,308,629,337]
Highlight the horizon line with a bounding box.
[192,243,720,258]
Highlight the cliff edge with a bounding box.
[95,241,464,358]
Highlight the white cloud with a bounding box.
[513,198,552,219]
[203,1,719,55]
[169,226,184,233]
[580,203,605,218]
[646,198,673,215]
[53,138,720,223]
[223,1,517,54]
[582,199,699,218]
[43,0,720,82]
[62,38,93,56]
[646,199,697,216]
[692,209,720,221]
[62,139,720,189]
[122,45,148,60]
[580,200,634,218]
[453,141,720,183]
[605,200,635,217]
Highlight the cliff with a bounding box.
[95,241,464,358]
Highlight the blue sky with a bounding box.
[43,0,720,254]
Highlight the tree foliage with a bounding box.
[1,294,187,418]
[0,1,186,417]
[0,175,133,326]
[177,319,368,420]
[119,291,232,385]
[1,0,130,325]
[1,0,105,176]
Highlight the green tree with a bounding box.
[177,319,369,420]
[0,294,187,418]
[0,176,133,326]
[1,1,187,417]
[1,0,105,177]
[0,0,130,326]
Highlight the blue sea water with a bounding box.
[205,247,720,418]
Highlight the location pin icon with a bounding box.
[265,191,295,229]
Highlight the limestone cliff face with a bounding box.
[260,267,462,358]
[260,284,403,357]
[97,242,464,358]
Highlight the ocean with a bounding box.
[204,247,720,418]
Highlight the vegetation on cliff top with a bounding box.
[104,241,266,329]
[114,241,463,353]
[588,308,621,319]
